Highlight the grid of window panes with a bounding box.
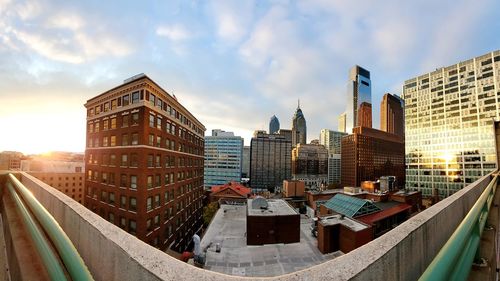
[403,50,500,198]
[204,136,243,188]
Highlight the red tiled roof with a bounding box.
[356,203,412,225]
[211,182,252,197]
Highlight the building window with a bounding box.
[101,191,107,202]
[156,155,161,167]
[120,217,126,229]
[147,197,152,211]
[122,114,129,127]
[109,192,115,205]
[156,117,162,129]
[111,99,117,110]
[102,136,108,147]
[130,153,138,167]
[111,118,117,129]
[120,174,127,187]
[121,154,128,166]
[122,95,130,106]
[155,174,161,187]
[149,93,156,106]
[95,122,100,132]
[132,91,140,103]
[101,172,108,184]
[129,197,137,212]
[131,133,139,145]
[103,119,109,130]
[109,173,115,185]
[149,134,154,146]
[154,194,160,208]
[120,196,126,209]
[149,114,155,127]
[130,175,137,189]
[122,134,129,146]
[147,219,152,231]
[129,220,136,235]
[110,135,116,146]
[102,154,108,165]
[164,191,169,203]
[108,212,114,224]
[156,136,161,148]
[147,176,153,189]
[132,112,139,125]
[154,214,160,227]
[110,154,116,166]
[147,154,154,167]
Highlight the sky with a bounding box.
[1,0,499,154]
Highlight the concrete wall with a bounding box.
[18,171,495,281]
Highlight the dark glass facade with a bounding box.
[341,127,405,187]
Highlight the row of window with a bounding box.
[87,88,204,136]
[87,152,203,168]
[87,170,203,189]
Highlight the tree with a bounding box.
[203,202,218,226]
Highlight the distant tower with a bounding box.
[357,102,372,128]
[380,93,404,139]
[292,100,307,147]
[269,115,280,134]
[346,65,371,133]
[338,112,347,133]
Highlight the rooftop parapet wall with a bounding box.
[15,171,494,281]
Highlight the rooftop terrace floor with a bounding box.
[200,204,341,277]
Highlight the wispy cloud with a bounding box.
[156,24,192,41]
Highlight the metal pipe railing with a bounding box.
[7,173,94,281]
[6,181,68,280]
[419,173,498,281]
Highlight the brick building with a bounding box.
[84,74,205,251]
[341,127,405,188]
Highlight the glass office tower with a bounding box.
[346,65,372,133]
[403,50,500,198]
[204,130,243,189]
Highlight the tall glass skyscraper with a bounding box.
[403,50,500,198]
[204,129,243,189]
[269,115,280,134]
[346,65,371,133]
[292,101,307,146]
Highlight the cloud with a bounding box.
[209,0,255,44]
[156,24,192,41]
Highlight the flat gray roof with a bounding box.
[247,199,298,216]
[319,215,370,232]
[200,204,340,277]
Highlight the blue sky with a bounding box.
[1,0,499,153]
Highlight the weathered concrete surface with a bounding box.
[19,171,494,281]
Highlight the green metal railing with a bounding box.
[6,173,94,281]
[419,173,499,281]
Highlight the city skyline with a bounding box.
[1,1,500,153]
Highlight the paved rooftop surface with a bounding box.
[200,204,341,277]
[319,214,370,231]
[247,199,298,216]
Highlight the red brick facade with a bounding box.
[84,75,205,251]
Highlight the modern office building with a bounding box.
[381,93,404,140]
[403,50,500,198]
[319,129,348,154]
[338,112,347,133]
[250,131,292,191]
[357,102,372,128]
[241,146,250,178]
[204,130,243,188]
[291,143,328,189]
[346,66,372,133]
[341,127,405,188]
[292,101,307,147]
[328,154,342,186]
[84,74,205,251]
[269,115,280,134]
[320,130,347,186]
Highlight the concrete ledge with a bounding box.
[18,171,494,281]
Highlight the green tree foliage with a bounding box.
[203,202,218,226]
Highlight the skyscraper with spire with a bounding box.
[269,115,280,134]
[292,100,307,147]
